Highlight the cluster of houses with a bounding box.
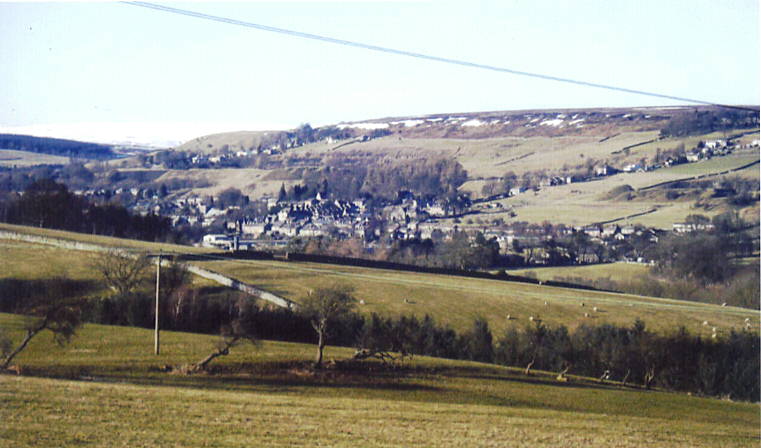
[197,187,674,267]
[200,192,470,250]
[535,138,751,189]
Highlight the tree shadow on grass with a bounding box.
[9,359,664,416]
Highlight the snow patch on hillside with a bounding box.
[337,122,390,130]
[391,119,424,127]
[540,118,564,127]
[462,119,485,127]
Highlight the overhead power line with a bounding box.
[122,1,755,112]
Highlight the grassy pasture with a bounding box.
[294,131,664,182]
[0,149,70,167]
[0,239,215,291]
[508,262,650,283]
[194,257,757,337]
[459,150,760,228]
[1,227,757,338]
[0,240,100,281]
[155,167,287,199]
[0,222,212,255]
[0,314,758,448]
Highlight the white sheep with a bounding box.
[584,312,590,318]
[721,302,727,307]
[359,299,366,305]
[544,301,549,306]
[529,316,535,322]
[593,306,599,312]
[506,314,512,320]
[744,318,751,323]
[702,321,709,326]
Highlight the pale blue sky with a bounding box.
[1,1,758,144]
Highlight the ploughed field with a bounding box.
[1,315,758,448]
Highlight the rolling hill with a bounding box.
[2,223,756,338]
[0,134,117,160]
[135,105,759,228]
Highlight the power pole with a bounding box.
[154,251,161,355]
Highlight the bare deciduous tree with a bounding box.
[1,293,87,370]
[160,260,190,301]
[186,319,257,373]
[299,284,357,368]
[92,249,150,296]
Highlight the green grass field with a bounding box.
[0,222,213,255]
[1,314,758,448]
[194,257,757,337]
[456,149,760,228]
[508,262,650,283]
[2,228,757,339]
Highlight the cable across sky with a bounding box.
[124,1,753,111]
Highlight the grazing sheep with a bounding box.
[403,298,410,304]
[544,301,549,306]
[529,316,535,322]
[593,306,599,312]
[359,299,365,305]
[721,302,727,307]
[712,327,717,333]
[702,321,709,326]
[744,318,751,323]
[506,314,512,320]
[712,333,718,339]
[580,302,585,307]
[584,312,590,318]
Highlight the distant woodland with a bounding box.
[0,134,115,160]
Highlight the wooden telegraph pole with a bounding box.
[154,251,161,355]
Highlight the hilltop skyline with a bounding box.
[1,1,758,145]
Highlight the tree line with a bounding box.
[3,271,756,401]
[0,178,176,243]
[0,134,115,160]
[286,157,468,201]
[659,109,759,138]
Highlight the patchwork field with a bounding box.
[457,150,760,228]
[1,315,758,448]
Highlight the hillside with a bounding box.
[2,224,756,338]
[1,315,758,448]
[0,134,117,160]
[0,149,71,168]
[131,105,759,228]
